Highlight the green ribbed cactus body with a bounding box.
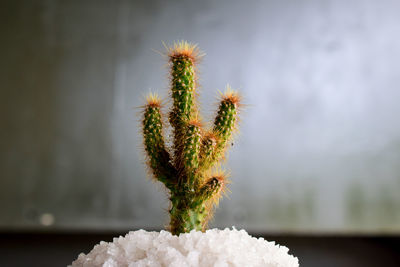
[141,41,240,235]
[143,103,176,189]
[169,193,207,234]
[170,55,196,122]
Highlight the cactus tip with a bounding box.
[146,92,161,107]
[222,85,241,106]
[211,167,231,193]
[166,40,204,62]
[205,171,230,213]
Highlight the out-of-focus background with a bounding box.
[1,0,400,266]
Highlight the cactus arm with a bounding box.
[198,90,240,170]
[198,132,218,172]
[213,92,239,148]
[168,45,199,171]
[192,177,224,207]
[182,121,202,187]
[142,99,177,189]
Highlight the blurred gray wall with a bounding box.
[1,0,400,233]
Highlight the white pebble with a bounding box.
[70,228,298,267]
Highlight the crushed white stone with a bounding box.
[70,227,299,267]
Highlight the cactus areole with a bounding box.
[141,41,241,235]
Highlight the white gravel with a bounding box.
[70,227,299,267]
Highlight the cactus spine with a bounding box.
[141,41,240,235]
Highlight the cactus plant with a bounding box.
[141,41,241,235]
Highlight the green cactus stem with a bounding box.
[141,41,241,235]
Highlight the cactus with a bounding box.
[141,41,241,235]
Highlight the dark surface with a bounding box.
[0,232,399,267]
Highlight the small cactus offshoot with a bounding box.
[141,41,241,235]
